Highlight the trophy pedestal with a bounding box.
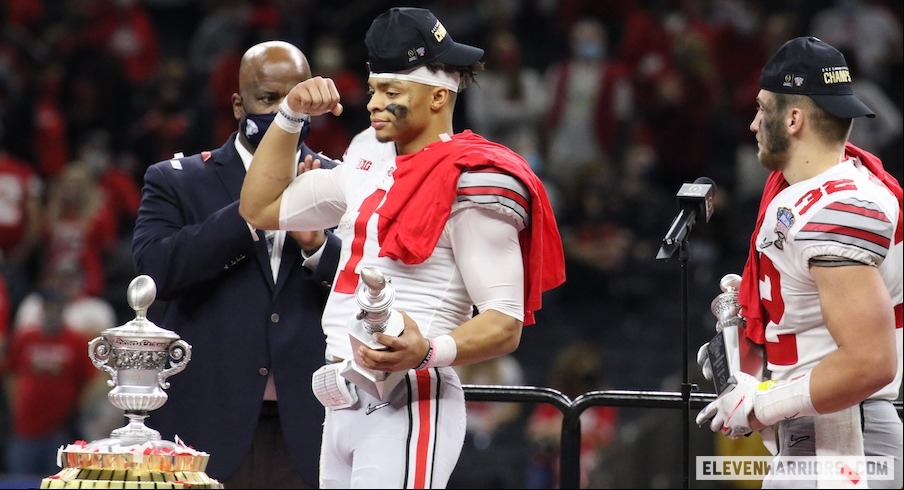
[42,436,222,489]
[342,311,405,401]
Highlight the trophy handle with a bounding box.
[88,336,119,387]
[158,340,192,389]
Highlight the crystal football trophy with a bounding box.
[706,273,743,394]
[340,267,406,400]
[40,275,222,489]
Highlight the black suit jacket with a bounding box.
[131,134,339,483]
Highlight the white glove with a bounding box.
[697,342,713,380]
[695,371,759,438]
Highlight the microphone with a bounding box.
[656,177,716,260]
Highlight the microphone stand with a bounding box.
[658,234,695,489]
[678,240,693,490]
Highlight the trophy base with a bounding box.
[41,467,223,489]
[707,330,734,395]
[342,312,406,400]
[43,437,222,489]
[340,361,406,401]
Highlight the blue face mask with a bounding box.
[240,112,310,150]
[576,41,605,61]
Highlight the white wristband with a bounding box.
[425,334,457,369]
[753,373,818,426]
[274,99,308,134]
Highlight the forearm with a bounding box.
[808,263,897,413]
[807,343,896,413]
[239,126,300,230]
[447,309,522,366]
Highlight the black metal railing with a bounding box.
[463,385,904,489]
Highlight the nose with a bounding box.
[366,93,382,114]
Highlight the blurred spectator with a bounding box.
[524,342,617,488]
[559,160,635,276]
[842,51,904,163]
[0,142,43,314]
[75,130,140,239]
[56,42,132,156]
[38,164,117,298]
[127,58,201,177]
[76,0,160,89]
[543,17,633,196]
[11,258,121,445]
[0,264,9,472]
[450,355,530,488]
[13,261,115,339]
[186,0,251,83]
[466,29,548,175]
[1,284,97,477]
[29,61,70,180]
[632,28,719,193]
[303,33,365,159]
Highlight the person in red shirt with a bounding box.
[0,148,43,312]
[1,286,97,477]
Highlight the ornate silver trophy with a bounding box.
[88,274,191,443]
[341,267,406,400]
[706,273,743,394]
[41,275,221,489]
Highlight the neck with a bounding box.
[782,141,846,185]
[395,120,455,155]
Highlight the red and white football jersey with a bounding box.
[280,128,529,361]
[754,159,903,400]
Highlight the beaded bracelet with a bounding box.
[415,340,434,371]
[274,99,309,134]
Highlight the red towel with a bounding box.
[739,143,904,345]
[377,130,566,325]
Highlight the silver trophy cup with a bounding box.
[341,267,406,400]
[88,275,191,444]
[707,273,743,394]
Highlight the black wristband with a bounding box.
[415,339,433,370]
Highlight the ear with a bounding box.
[232,94,244,121]
[430,87,450,112]
[788,107,804,135]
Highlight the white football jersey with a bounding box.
[754,159,903,400]
[280,128,528,361]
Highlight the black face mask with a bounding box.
[240,112,310,150]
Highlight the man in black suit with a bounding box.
[132,41,339,489]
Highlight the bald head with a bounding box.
[234,41,312,119]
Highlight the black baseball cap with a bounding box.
[760,36,874,119]
[365,7,484,73]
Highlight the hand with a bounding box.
[356,311,429,373]
[697,342,713,381]
[285,76,343,117]
[297,154,322,175]
[695,371,762,438]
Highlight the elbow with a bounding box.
[872,354,897,391]
[858,348,897,395]
[500,319,523,355]
[238,202,263,229]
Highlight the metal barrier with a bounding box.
[463,384,904,489]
